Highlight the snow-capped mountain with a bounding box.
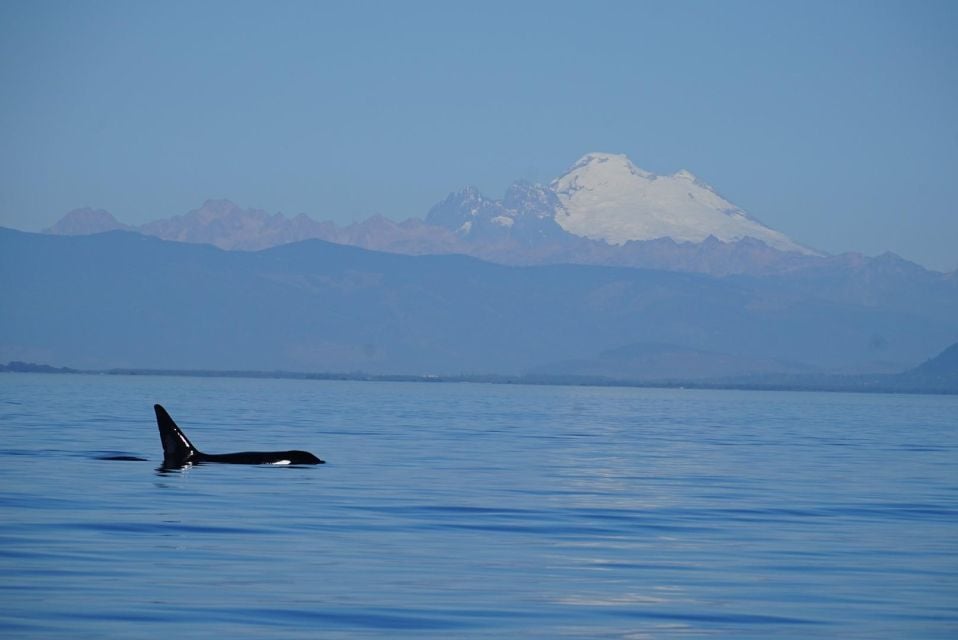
[551,153,813,254]
[552,153,812,253]
[42,152,839,274]
[425,152,814,255]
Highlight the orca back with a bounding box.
[199,450,324,465]
[153,404,324,467]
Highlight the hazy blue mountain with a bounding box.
[45,208,129,235]
[137,198,339,250]
[38,152,842,276]
[42,195,879,277]
[899,342,958,390]
[718,341,958,394]
[2,227,955,376]
[909,342,958,376]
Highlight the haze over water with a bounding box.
[1,373,955,638]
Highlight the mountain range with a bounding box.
[18,152,957,382]
[2,226,956,380]
[46,153,844,276]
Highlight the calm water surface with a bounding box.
[1,373,956,638]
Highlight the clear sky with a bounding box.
[1,0,956,270]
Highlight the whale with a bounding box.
[154,404,324,468]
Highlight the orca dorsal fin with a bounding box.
[154,404,199,465]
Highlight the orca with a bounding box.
[154,404,324,468]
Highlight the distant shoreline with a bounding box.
[3,361,955,396]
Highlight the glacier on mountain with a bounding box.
[551,152,813,254]
[423,152,814,256]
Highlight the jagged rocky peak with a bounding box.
[424,180,572,246]
[426,180,566,239]
[503,181,562,219]
[425,186,501,233]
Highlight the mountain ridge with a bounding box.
[40,153,855,276]
[3,226,956,377]
[44,198,943,278]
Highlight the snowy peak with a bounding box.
[562,152,653,181]
[424,186,502,234]
[552,152,813,254]
[426,152,812,256]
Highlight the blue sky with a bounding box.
[1,0,956,270]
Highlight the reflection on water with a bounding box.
[1,374,956,638]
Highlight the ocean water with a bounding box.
[0,373,956,639]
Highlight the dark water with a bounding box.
[1,374,956,638]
